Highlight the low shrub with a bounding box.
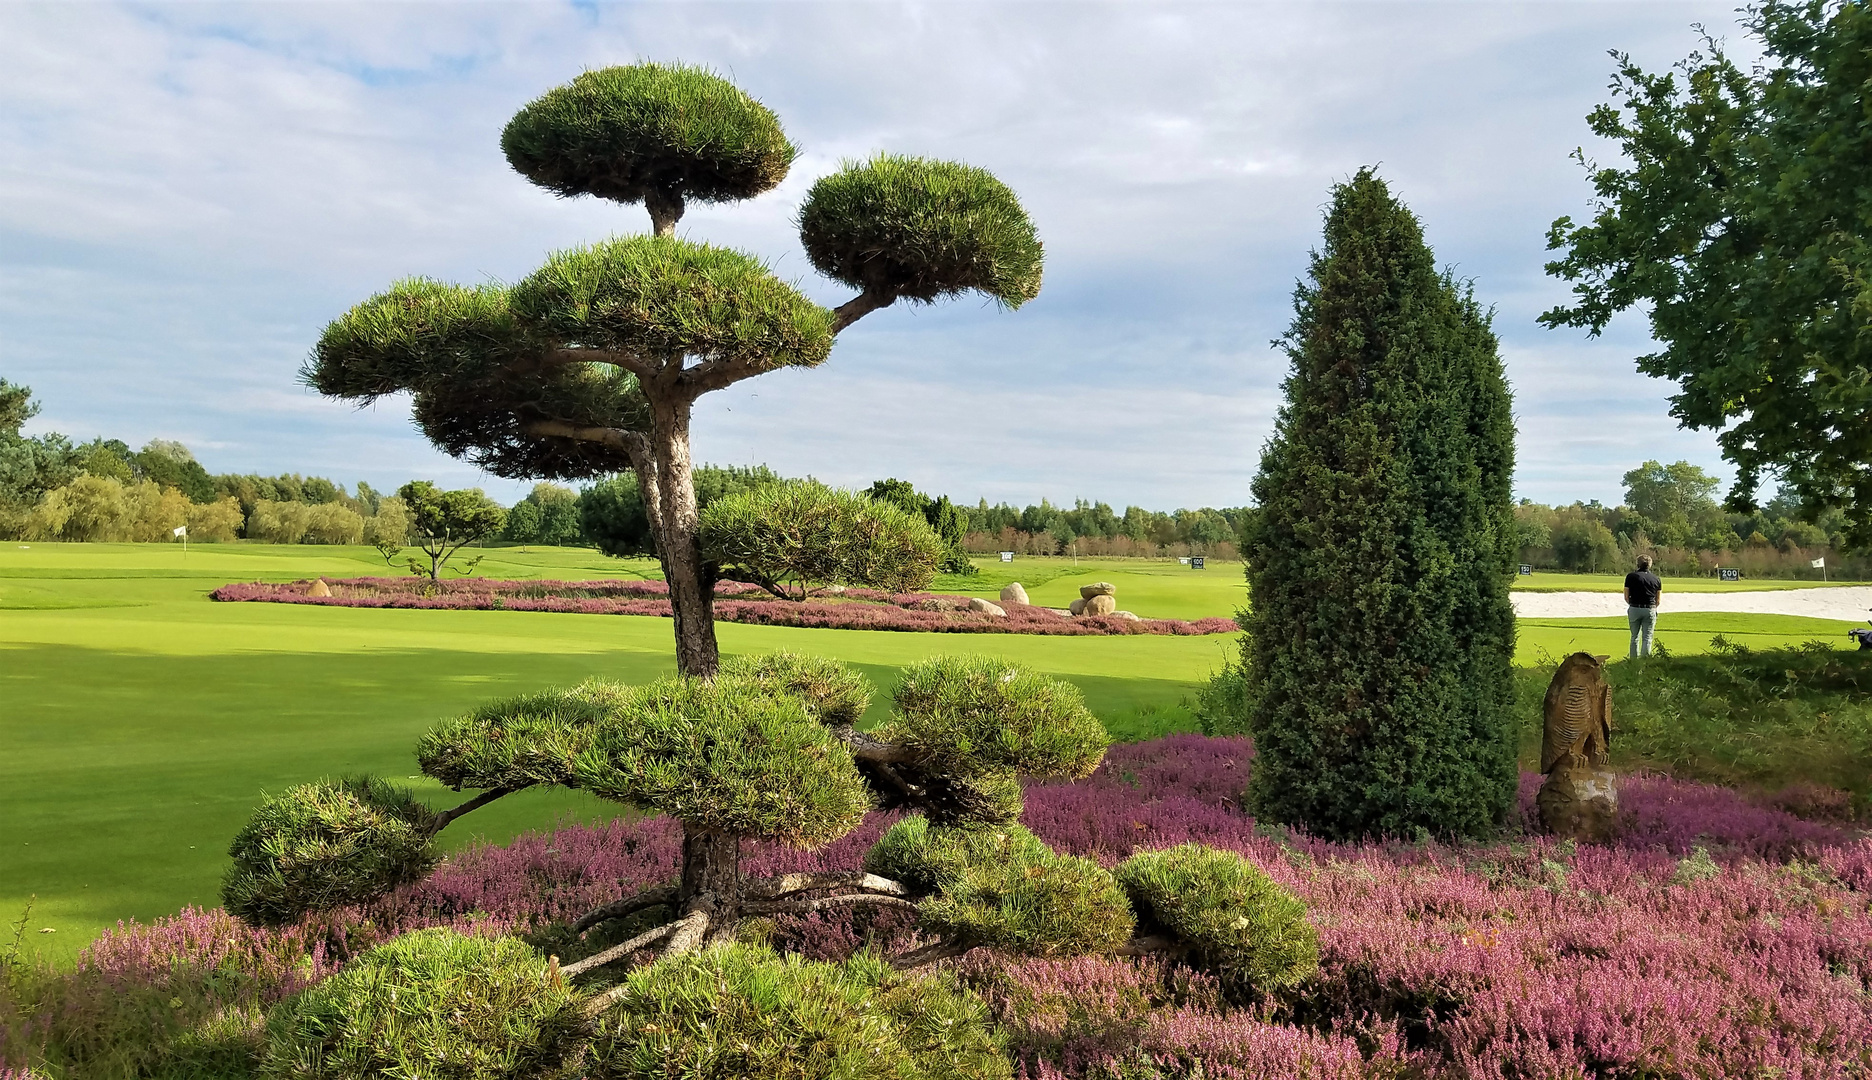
[585,942,1010,1079]
[866,819,1135,957]
[222,777,439,929]
[261,928,583,1079]
[1114,844,1318,997]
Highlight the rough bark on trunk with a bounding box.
[646,187,684,238]
[679,823,741,911]
[648,395,719,677]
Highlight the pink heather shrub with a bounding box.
[12,736,1871,1078]
[209,577,1238,637]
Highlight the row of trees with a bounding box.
[1515,460,1871,578]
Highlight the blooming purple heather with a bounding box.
[13,735,1872,1078]
[209,577,1239,636]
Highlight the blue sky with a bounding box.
[0,1,1749,510]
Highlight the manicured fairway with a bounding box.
[1,543,1861,963]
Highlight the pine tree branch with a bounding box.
[550,347,657,380]
[836,729,919,765]
[743,872,910,900]
[518,419,641,453]
[1113,934,1187,957]
[559,919,681,979]
[571,885,679,935]
[428,786,522,836]
[891,937,973,970]
[741,894,917,916]
[831,291,894,334]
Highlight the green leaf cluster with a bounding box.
[423,672,871,848]
[261,928,584,1080]
[1114,845,1319,996]
[865,818,1134,959]
[501,63,796,208]
[701,481,945,599]
[580,464,782,557]
[221,777,439,929]
[720,651,874,728]
[511,236,832,370]
[882,656,1109,782]
[309,279,646,481]
[1541,2,1872,544]
[799,154,1043,307]
[587,942,1009,1080]
[1239,169,1519,842]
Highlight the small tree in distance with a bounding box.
[702,482,945,599]
[1238,169,1519,842]
[309,63,1042,675]
[397,481,506,580]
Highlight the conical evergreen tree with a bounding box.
[1240,169,1517,841]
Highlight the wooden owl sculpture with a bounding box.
[1536,652,1617,842]
[1541,652,1612,774]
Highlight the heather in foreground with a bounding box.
[7,734,1871,1079]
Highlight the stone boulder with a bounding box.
[1112,610,1142,622]
[1083,594,1117,617]
[967,597,1007,617]
[1000,582,1030,606]
[308,578,333,598]
[1079,582,1117,599]
[1069,598,1087,616]
[1537,763,1618,843]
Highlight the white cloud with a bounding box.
[0,0,1747,509]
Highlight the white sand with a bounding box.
[1511,586,1872,623]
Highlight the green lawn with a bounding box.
[1,543,1862,963]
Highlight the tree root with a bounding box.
[571,885,679,935]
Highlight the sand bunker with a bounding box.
[1512,585,1872,623]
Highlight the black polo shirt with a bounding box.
[1624,570,1661,608]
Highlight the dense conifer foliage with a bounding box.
[1237,169,1518,842]
[307,63,1043,677]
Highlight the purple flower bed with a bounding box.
[20,734,1871,1078]
[208,577,1239,637]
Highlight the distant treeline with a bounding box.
[1514,461,1870,579]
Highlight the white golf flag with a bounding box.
[1812,557,1825,568]
[173,525,187,538]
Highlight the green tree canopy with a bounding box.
[1238,169,1519,842]
[701,481,945,600]
[1542,1,1872,546]
[308,61,1042,676]
[396,481,506,579]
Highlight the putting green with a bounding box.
[1,543,1859,963]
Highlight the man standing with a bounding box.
[1623,554,1662,659]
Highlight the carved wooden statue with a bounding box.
[1535,652,1618,842]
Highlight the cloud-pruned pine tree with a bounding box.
[307,62,1044,677]
[1240,169,1518,842]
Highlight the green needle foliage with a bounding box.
[308,61,1042,677]
[510,237,834,370]
[571,676,873,847]
[799,154,1044,306]
[222,776,439,929]
[883,656,1110,782]
[701,481,946,599]
[586,943,1010,1080]
[1541,2,1872,544]
[1114,844,1319,998]
[262,928,584,1080]
[501,62,796,210]
[864,819,1135,958]
[719,651,874,728]
[1238,169,1518,842]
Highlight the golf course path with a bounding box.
[1513,586,1872,622]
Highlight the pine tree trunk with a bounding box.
[649,395,720,677]
[678,823,740,909]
